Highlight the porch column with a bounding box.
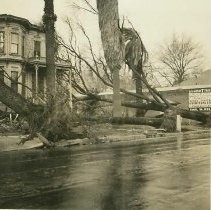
[35,64,39,96]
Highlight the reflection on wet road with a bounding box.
[0,137,210,209]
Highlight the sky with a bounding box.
[1,0,211,68]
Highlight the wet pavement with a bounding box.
[0,136,210,209]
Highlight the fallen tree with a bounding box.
[85,116,163,127]
[0,79,38,116]
[0,65,209,144]
[75,93,209,123]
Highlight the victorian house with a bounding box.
[0,14,70,104]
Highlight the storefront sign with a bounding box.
[189,88,211,111]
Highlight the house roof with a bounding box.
[179,69,211,86]
[0,14,44,32]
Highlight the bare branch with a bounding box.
[72,0,98,15]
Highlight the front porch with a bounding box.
[24,59,71,104]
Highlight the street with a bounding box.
[0,137,210,210]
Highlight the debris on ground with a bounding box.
[0,107,208,152]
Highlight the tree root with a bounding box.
[18,133,36,145]
[18,132,53,148]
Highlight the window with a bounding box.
[34,41,41,58]
[11,33,19,54]
[0,67,4,82]
[11,71,18,92]
[22,36,25,57]
[0,32,5,54]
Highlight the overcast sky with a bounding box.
[1,0,210,68]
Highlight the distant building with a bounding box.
[179,69,211,86]
[0,14,71,103]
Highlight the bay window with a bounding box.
[11,33,19,54]
[0,32,5,54]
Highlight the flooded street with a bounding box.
[0,137,210,210]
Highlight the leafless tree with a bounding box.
[157,34,204,86]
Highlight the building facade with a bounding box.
[0,14,70,103]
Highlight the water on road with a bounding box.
[0,137,210,209]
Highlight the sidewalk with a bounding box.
[0,124,210,152]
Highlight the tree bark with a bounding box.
[76,94,209,123]
[111,116,162,127]
[0,80,41,116]
[96,0,124,117]
[85,116,163,127]
[178,108,208,123]
[112,68,122,117]
[135,65,145,117]
[43,0,57,95]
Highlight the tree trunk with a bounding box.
[96,0,124,117]
[0,80,42,116]
[111,116,162,127]
[43,0,56,96]
[40,0,75,142]
[85,116,163,127]
[76,94,209,123]
[135,65,145,117]
[113,68,122,117]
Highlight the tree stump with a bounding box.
[160,109,177,132]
